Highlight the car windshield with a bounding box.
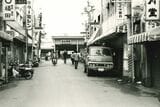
[90,47,111,56]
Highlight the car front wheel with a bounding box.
[87,68,92,76]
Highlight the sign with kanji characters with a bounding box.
[146,0,160,20]
[26,0,32,29]
[15,0,27,4]
[3,0,16,21]
[111,0,131,2]
[116,3,126,19]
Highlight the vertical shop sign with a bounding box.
[116,3,124,19]
[3,0,15,20]
[26,0,32,29]
[146,0,160,20]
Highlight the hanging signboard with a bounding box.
[3,0,16,21]
[15,0,27,4]
[111,0,131,2]
[26,0,32,29]
[146,0,160,20]
[35,13,43,29]
[116,3,126,19]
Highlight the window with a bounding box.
[90,48,111,56]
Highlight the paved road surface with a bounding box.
[0,59,159,107]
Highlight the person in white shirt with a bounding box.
[51,50,58,64]
[74,51,79,69]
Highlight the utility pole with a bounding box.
[31,20,34,60]
[126,1,134,82]
[83,1,95,41]
[25,29,28,62]
[38,31,42,59]
[31,0,35,61]
[37,12,42,60]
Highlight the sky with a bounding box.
[34,0,87,37]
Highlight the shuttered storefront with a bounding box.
[147,42,160,89]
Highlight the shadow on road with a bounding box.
[104,80,159,98]
[0,82,18,92]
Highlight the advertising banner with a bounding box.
[3,0,16,21]
[26,0,32,29]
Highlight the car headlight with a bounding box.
[25,68,32,70]
[89,63,95,67]
[89,63,92,66]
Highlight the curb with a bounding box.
[117,79,160,100]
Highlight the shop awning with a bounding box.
[6,21,26,36]
[87,20,127,46]
[88,27,117,46]
[0,31,13,41]
[14,35,26,43]
[87,27,102,46]
[128,27,160,44]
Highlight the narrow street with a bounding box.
[0,59,159,107]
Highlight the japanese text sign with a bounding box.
[111,0,131,2]
[3,0,16,21]
[26,0,32,29]
[116,3,125,19]
[146,0,160,20]
[15,0,27,4]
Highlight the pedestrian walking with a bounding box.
[70,52,75,65]
[74,51,79,69]
[51,50,58,65]
[63,50,67,64]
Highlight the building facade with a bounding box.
[87,0,128,77]
[52,35,85,58]
[128,0,160,89]
[0,0,36,82]
[87,0,160,90]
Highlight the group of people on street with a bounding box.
[70,51,80,69]
[50,49,80,69]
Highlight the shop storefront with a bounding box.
[6,22,26,63]
[0,31,13,82]
[13,37,26,63]
[146,41,160,89]
[129,27,160,89]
